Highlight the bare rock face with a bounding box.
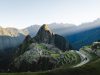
[34,24,53,44]
[54,34,69,50]
[34,24,70,51]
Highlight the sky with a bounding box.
[0,0,100,29]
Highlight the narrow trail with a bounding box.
[73,51,90,67]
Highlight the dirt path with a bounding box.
[73,51,90,67]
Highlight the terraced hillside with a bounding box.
[0,25,100,75]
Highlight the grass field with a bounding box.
[0,58,100,75]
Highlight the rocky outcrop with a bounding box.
[34,24,69,51]
[34,24,53,44]
[54,34,69,50]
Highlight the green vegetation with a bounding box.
[1,42,100,75]
[1,58,100,75]
[80,45,99,61]
[12,42,81,72]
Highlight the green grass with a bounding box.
[51,54,60,58]
[1,58,100,75]
[0,58,100,75]
[44,58,100,75]
[4,42,99,75]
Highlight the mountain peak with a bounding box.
[34,24,69,50]
[34,24,53,43]
[41,24,51,31]
[37,24,52,36]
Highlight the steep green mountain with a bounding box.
[34,24,70,51]
[1,42,100,75]
[10,24,80,72]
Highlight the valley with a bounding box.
[0,0,100,74]
[0,22,100,75]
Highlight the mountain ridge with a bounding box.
[10,24,80,72]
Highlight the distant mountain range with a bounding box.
[0,18,100,52]
[0,27,26,52]
[23,18,100,49]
